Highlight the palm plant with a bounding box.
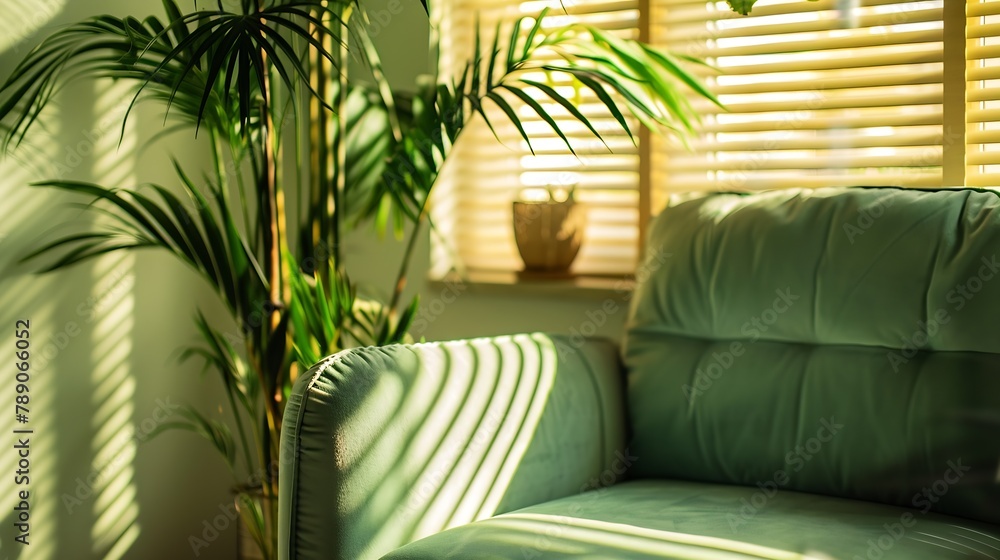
[0,0,729,557]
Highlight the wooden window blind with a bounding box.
[650,0,946,209]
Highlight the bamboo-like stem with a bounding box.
[331,6,352,275]
[255,4,285,556]
[324,4,352,349]
[309,7,328,275]
[257,73,282,446]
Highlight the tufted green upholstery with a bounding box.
[279,187,1000,559]
[625,188,1000,524]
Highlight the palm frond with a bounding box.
[180,309,258,474]
[287,252,358,367]
[22,165,265,322]
[0,0,349,147]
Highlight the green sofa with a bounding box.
[278,187,1000,559]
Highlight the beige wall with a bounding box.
[0,1,237,558]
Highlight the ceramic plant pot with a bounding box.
[512,187,585,272]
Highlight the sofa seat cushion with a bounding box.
[380,480,1000,559]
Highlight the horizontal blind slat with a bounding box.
[712,69,941,94]
[968,21,1000,39]
[967,151,1000,166]
[968,108,1000,124]
[690,131,943,151]
[715,49,943,75]
[657,172,944,191]
[968,43,1000,60]
[701,112,942,133]
[968,1,1000,18]
[699,28,941,58]
[966,174,1000,187]
[967,129,1000,144]
[969,87,1000,103]
[698,91,942,113]
[664,151,942,172]
[968,65,1000,81]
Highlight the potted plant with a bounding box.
[0,0,730,556]
[513,185,585,275]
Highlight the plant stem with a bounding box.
[385,208,426,327]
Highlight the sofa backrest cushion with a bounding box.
[623,187,1000,524]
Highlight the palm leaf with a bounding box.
[181,309,258,473]
[236,493,270,560]
[387,295,419,344]
[0,1,346,146]
[145,406,237,474]
[172,162,244,314]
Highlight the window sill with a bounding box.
[428,270,635,300]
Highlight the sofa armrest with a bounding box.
[278,333,626,560]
